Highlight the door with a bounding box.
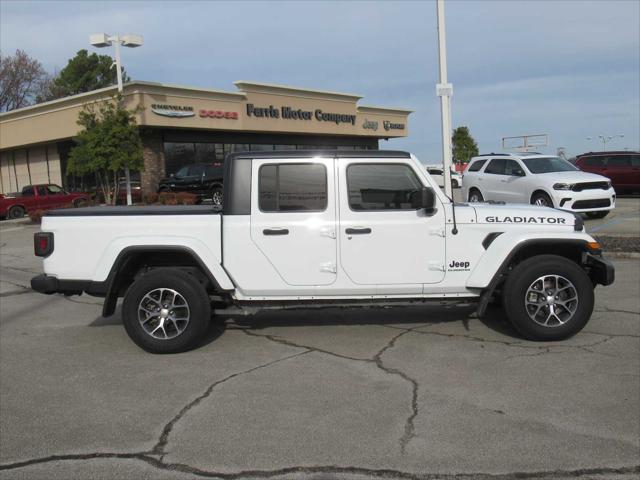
[499,159,529,203]
[339,162,446,285]
[250,158,337,286]
[605,155,631,190]
[481,158,505,200]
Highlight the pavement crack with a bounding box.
[242,328,420,455]
[595,306,639,316]
[151,349,310,455]
[372,329,418,454]
[1,454,638,480]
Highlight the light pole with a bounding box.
[436,0,454,199]
[89,33,143,206]
[587,134,624,151]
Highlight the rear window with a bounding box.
[607,155,630,167]
[581,156,605,167]
[484,159,505,174]
[467,160,486,172]
[259,163,327,212]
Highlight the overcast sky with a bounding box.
[2,0,638,160]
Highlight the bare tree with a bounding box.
[0,49,47,112]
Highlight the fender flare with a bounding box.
[474,238,590,318]
[101,245,234,317]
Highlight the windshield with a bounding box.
[522,157,578,174]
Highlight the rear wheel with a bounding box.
[73,198,88,208]
[468,189,484,203]
[8,205,25,219]
[531,191,554,208]
[503,255,594,341]
[586,211,609,219]
[122,268,211,354]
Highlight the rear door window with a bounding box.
[606,155,631,167]
[36,186,47,196]
[467,159,486,172]
[347,163,422,211]
[259,163,327,212]
[631,155,640,166]
[22,186,35,196]
[582,156,606,167]
[484,159,506,174]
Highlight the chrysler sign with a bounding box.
[151,104,195,118]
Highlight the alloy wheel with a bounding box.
[524,274,578,327]
[137,288,190,340]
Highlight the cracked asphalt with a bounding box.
[0,222,638,480]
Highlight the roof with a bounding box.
[228,149,411,160]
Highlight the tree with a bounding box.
[67,96,142,204]
[48,49,129,99]
[452,126,479,164]
[0,49,48,112]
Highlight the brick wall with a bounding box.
[140,129,165,194]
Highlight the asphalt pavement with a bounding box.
[0,220,639,480]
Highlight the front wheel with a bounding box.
[122,268,211,353]
[8,205,25,219]
[502,255,594,341]
[586,211,609,219]
[531,192,554,208]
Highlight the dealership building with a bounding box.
[0,80,411,195]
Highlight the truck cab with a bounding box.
[31,151,614,353]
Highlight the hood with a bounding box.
[472,203,579,229]
[534,171,610,183]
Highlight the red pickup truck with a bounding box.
[0,184,91,220]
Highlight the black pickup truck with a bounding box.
[158,162,224,205]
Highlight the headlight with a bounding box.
[553,183,573,190]
[606,181,612,189]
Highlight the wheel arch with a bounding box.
[530,188,554,205]
[101,245,233,317]
[471,237,595,317]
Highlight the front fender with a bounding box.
[466,231,596,289]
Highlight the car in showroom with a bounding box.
[574,151,640,194]
[425,165,462,188]
[158,162,224,205]
[461,153,616,218]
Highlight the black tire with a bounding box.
[73,198,88,208]
[468,189,484,203]
[585,211,609,219]
[122,268,211,354]
[531,191,554,208]
[502,255,594,341]
[451,179,459,189]
[8,205,25,219]
[211,185,223,206]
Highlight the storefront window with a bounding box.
[195,143,217,164]
[165,142,195,175]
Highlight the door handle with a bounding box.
[263,228,289,236]
[345,227,372,235]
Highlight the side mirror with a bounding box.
[411,187,437,214]
[514,169,525,177]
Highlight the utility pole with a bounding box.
[436,0,454,198]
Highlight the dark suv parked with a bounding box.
[158,163,224,205]
[575,151,640,194]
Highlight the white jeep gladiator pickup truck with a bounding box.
[31,150,614,353]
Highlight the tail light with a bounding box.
[34,232,54,257]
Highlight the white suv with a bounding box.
[425,165,462,188]
[462,153,616,218]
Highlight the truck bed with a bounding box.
[46,205,221,216]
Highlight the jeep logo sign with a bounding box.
[448,260,471,271]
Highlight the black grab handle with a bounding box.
[263,228,289,236]
[345,227,372,235]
